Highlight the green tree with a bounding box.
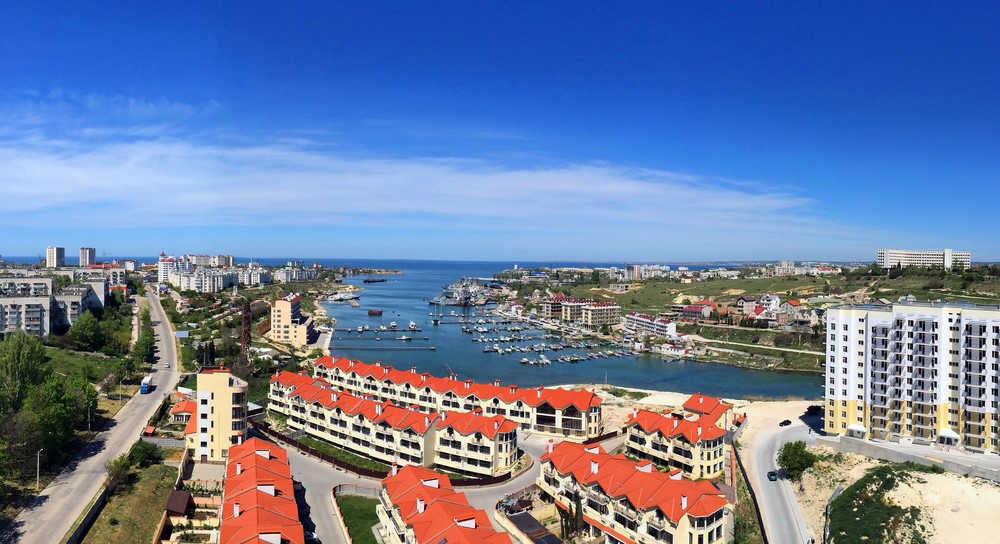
[0,329,48,415]
[127,440,161,467]
[777,440,817,480]
[69,311,104,352]
[105,452,132,494]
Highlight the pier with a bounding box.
[334,346,437,351]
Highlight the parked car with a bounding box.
[304,531,320,543]
[767,471,778,481]
[779,419,792,427]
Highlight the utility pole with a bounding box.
[36,448,44,491]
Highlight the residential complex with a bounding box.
[624,312,678,339]
[184,367,249,462]
[877,248,971,270]
[376,464,512,544]
[79,247,96,267]
[825,301,1000,453]
[268,370,520,477]
[46,246,65,268]
[0,277,105,337]
[311,356,604,438]
[219,438,304,544]
[624,394,733,479]
[581,301,622,330]
[267,294,316,348]
[537,441,733,544]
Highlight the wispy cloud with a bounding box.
[0,90,880,260]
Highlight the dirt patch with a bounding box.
[795,448,881,536]
[721,289,746,295]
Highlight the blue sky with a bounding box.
[1,2,998,262]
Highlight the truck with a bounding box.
[140,375,152,394]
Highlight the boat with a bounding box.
[428,277,493,306]
[409,321,418,330]
[520,358,530,364]
[328,291,360,301]
[397,335,412,341]
[357,326,363,332]
[388,322,398,329]
[368,309,384,316]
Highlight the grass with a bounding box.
[733,459,765,544]
[827,462,941,544]
[605,387,650,401]
[298,436,391,472]
[82,464,177,544]
[336,495,380,544]
[44,346,122,381]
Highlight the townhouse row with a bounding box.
[624,394,734,480]
[219,438,305,544]
[311,356,604,439]
[269,371,520,477]
[537,441,733,544]
[376,464,512,544]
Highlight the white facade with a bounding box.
[624,312,678,338]
[168,270,238,293]
[877,248,971,270]
[79,247,96,267]
[157,253,192,283]
[273,266,318,283]
[46,246,65,268]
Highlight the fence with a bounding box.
[731,446,769,544]
[331,484,381,544]
[141,436,186,448]
[582,428,620,445]
[64,486,109,544]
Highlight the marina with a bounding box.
[318,259,823,399]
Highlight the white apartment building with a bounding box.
[46,246,65,268]
[624,312,678,339]
[581,301,621,330]
[237,265,271,286]
[273,266,318,283]
[825,301,1000,453]
[877,248,971,270]
[211,255,235,267]
[79,247,96,267]
[157,252,193,283]
[167,269,239,293]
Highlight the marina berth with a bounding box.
[311,355,604,439]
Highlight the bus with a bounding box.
[140,376,152,394]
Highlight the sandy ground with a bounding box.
[721,289,746,295]
[795,445,1000,543]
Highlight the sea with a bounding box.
[6,256,823,399]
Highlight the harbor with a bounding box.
[318,260,823,399]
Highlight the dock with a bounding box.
[334,346,437,351]
[348,300,360,308]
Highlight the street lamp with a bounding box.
[35,448,44,491]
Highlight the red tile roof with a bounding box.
[625,410,725,443]
[681,393,734,426]
[437,410,518,440]
[381,466,512,544]
[541,442,728,524]
[171,400,196,415]
[220,438,304,544]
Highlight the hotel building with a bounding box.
[876,248,971,270]
[268,371,520,476]
[376,465,512,544]
[537,441,732,544]
[581,301,622,330]
[560,299,593,323]
[185,367,249,462]
[219,438,304,544]
[267,294,316,348]
[311,356,604,438]
[825,301,1000,453]
[624,394,733,479]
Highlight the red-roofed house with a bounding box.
[376,465,512,544]
[219,438,304,544]
[537,441,732,544]
[307,356,604,439]
[682,304,712,320]
[171,400,197,423]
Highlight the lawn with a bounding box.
[335,495,380,544]
[298,436,391,472]
[44,346,122,381]
[81,463,177,544]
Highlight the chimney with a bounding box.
[636,461,652,473]
[411,366,417,373]
[537,385,543,398]
[236,462,242,475]
[455,516,477,529]
[349,360,355,367]
[332,392,338,402]
[416,497,425,513]
[424,415,430,427]
[673,418,679,429]
[547,439,554,453]
[465,380,472,389]
[510,385,517,394]
[699,395,703,404]
[631,407,638,419]
[681,495,688,510]
[376,403,383,415]
[422,374,428,383]
[670,471,682,480]
[376,361,381,367]
[441,411,447,421]
[590,460,599,474]
[494,420,500,431]
[391,462,399,476]
[697,425,702,436]
[233,502,240,517]
[494,379,501,386]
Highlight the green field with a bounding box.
[336,495,379,544]
[297,435,391,472]
[81,464,177,544]
[44,346,123,381]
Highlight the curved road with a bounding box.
[2,287,181,543]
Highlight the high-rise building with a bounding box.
[184,367,248,462]
[876,248,971,270]
[825,301,1000,454]
[267,294,316,347]
[79,247,96,267]
[45,246,65,268]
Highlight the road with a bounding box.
[2,287,181,544]
[286,446,356,544]
[745,412,817,544]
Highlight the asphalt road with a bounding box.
[286,446,357,544]
[2,288,181,544]
[746,414,817,544]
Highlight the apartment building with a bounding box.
[624,394,733,479]
[560,299,593,322]
[237,265,272,286]
[220,438,304,544]
[624,312,678,339]
[539,297,564,320]
[273,266,318,283]
[312,356,604,438]
[537,441,732,544]
[825,301,1000,453]
[269,371,519,476]
[0,278,102,337]
[167,269,239,293]
[46,246,65,268]
[581,301,621,330]
[877,248,971,270]
[158,252,192,283]
[377,465,512,544]
[267,294,316,348]
[79,247,96,267]
[184,367,248,462]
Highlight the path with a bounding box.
[688,335,825,355]
[2,287,181,544]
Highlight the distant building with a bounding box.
[580,301,621,330]
[184,367,248,462]
[267,294,316,348]
[46,246,65,268]
[877,248,971,270]
[624,312,678,338]
[79,247,96,267]
[157,252,192,283]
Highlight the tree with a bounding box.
[105,452,132,494]
[69,311,104,352]
[128,440,161,467]
[777,440,817,480]
[0,329,48,416]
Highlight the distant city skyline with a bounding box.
[2,3,998,261]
